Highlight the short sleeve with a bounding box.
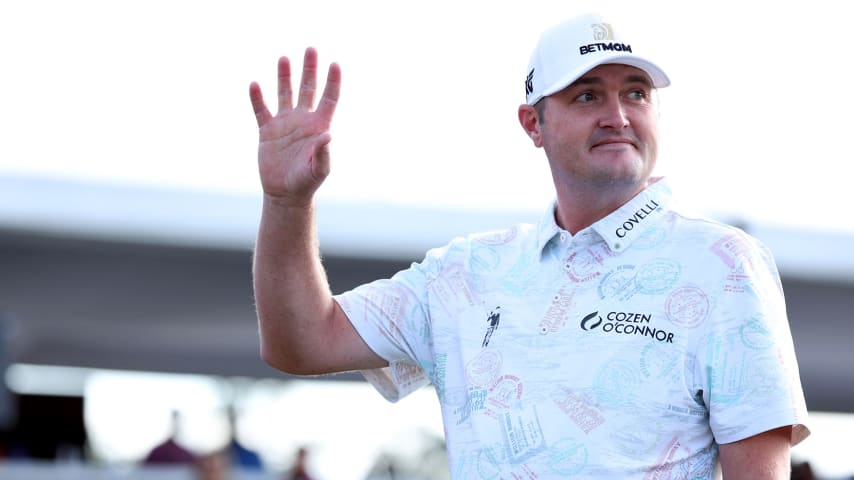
[335,245,448,402]
[695,233,810,446]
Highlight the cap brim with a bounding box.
[532,55,670,105]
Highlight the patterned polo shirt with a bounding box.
[335,178,810,479]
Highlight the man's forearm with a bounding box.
[252,197,337,373]
[718,426,792,480]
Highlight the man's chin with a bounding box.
[589,170,649,191]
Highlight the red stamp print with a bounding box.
[665,285,710,329]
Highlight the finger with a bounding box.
[315,62,341,122]
[296,47,319,109]
[277,56,293,112]
[248,82,272,127]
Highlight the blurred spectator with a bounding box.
[197,449,230,480]
[228,436,263,470]
[790,461,815,480]
[225,405,263,470]
[284,446,314,480]
[144,409,195,465]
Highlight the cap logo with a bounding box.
[580,23,632,56]
[525,69,535,96]
[591,23,615,41]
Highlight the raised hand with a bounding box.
[249,48,341,207]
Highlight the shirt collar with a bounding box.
[537,177,673,255]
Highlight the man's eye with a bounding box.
[627,90,648,101]
[575,92,596,102]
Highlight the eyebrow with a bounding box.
[570,74,653,89]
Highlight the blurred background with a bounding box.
[1,1,852,479]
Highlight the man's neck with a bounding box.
[553,180,649,235]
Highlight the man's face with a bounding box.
[537,63,659,193]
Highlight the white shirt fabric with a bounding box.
[335,178,810,479]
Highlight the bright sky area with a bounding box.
[1,1,851,233]
[1,1,853,478]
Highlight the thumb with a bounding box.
[309,133,333,181]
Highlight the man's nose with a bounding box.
[598,97,629,129]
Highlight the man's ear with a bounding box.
[518,103,543,148]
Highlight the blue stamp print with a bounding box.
[500,404,547,464]
[455,388,488,425]
[501,250,542,295]
[640,341,682,384]
[705,331,746,406]
[546,437,588,476]
[633,225,667,250]
[636,258,681,295]
[740,315,774,350]
[593,359,641,408]
[597,264,637,300]
[471,244,502,273]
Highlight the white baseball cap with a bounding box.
[524,13,670,105]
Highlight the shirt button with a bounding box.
[559,233,567,242]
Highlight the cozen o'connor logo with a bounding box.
[580,311,603,330]
[579,310,675,343]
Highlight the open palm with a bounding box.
[249,48,341,207]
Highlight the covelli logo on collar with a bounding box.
[615,199,660,238]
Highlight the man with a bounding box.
[249,13,809,478]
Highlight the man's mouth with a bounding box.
[592,138,636,150]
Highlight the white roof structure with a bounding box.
[2,174,852,284]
